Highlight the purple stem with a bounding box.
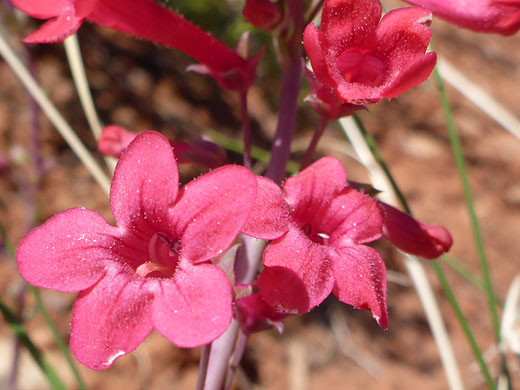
[197,2,304,388]
[224,330,249,390]
[300,118,329,170]
[240,91,252,170]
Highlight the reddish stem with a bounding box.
[300,118,329,170]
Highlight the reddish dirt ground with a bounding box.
[1,7,520,390]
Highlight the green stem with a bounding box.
[30,286,87,390]
[0,300,67,390]
[432,67,501,342]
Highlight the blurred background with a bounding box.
[0,0,520,388]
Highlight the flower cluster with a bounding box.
[13,0,458,374]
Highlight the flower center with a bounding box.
[136,232,181,278]
[302,224,330,246]
[336,48,386,86]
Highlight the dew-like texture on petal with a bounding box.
[321,0,381,50]
[152,262,232,347]
[259,226,334,313]
[170,165,257,263]
[111,131,178,234]
[16,208,116,292]
[331,245,388,328]
[70,270,154,369]
[318,187,383,246]
[10,0,68,18]
[283,157,347,214]
[241,176,291,240]
[24,14,83,44]
[304,24,335,88]
[380,202,453,259]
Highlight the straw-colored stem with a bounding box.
[437,57,520,141]
[63,35,117,173]
[0,30,110,195]
[340,116,465,390]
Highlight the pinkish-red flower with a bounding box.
[12,0,258,90]
[16,131,257,369]
[403,0,520,35]
[242,157,389,328]
[304,0,437,105]
[98,125,227,169]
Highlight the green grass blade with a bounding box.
[0,300,67,390]
[349,113,496,389]
[432,66,501,342]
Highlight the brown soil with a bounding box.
[1,8,520,390]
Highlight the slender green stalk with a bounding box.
[30,286,87,390]
[345,114,496,389]
[0,224,87,390]
[0,300,67,390]
[432,67,501,342]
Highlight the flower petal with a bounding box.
[283,157,347,224]
[11,0,69,19]
[110,131,179,232]
[24,14,83,44]
[303,24,336,88]
[331,245,388,328]
[321,0,381,50]
[323,187,383,246]
[241,176,291,240]
[16,208,116,292]
[259,225,334,313]
[170,165,257,263]
[70,270,154,369]
[152,262,232,347]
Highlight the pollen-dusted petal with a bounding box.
[152,262,232,347]
[111,131,178,233]
[259,226,334,313]
[170,165,257,263]
[283,157,347,221]
[241,176,291,240]
[331,245,388,328]
[16,208,117,292]
[380,202,453,259]
[321,0,381,50]
[323,187,384,246]
[10,0,68,19]
[24,14,83,44]
[70,270,154,369]
[303,24,336,88]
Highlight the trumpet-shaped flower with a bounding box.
[243,157,389,327]
[402,0,520,35]
[16,131,257,369]
[12,0,258,90]
[304,0,437,105]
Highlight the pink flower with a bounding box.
[98,125,227,169]
[304,0,437,105]
[16,131,257,369]
[12,0,258,90]
[402,0,520,35]
[243,157,389,327]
